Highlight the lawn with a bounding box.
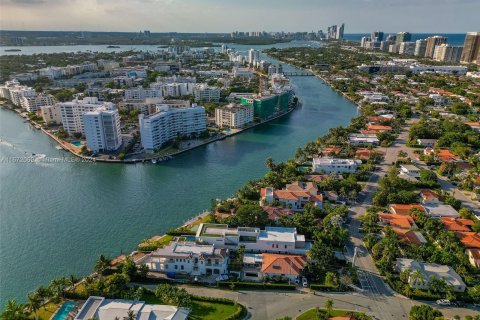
[30,302,62,320]
[189,299,241,320]
[296,308,370,320]
[142,293,242,320]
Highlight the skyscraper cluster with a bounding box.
[327,24,344,40]
[360,30,480,65]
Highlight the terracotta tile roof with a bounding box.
[260,188,266,197]
[455,232,480,248]
[355,148,384,160]
[392,228,424,245]
[305,174,330,182]
[262,206,294,220]
[441,218,475,232]
[367,125,392,132]
[465,122,480,128]
[286,181,317,192]
[389,204,426,216]
[379,214,414,229]
[437,149,460,163]
[321,146,341,156]
[475,176,480,186]
[273,190,323,202]
[261,253,306,276]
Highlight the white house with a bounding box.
[312,157,362,174]
[396,258,466,292]
[423,203,460,218]
[75,296,189,320]
[348,133,380,146]
[196,224,311,255]
[136,241,229,278]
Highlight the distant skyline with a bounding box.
[0,0,479,33]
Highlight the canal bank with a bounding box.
[0,42,358,305]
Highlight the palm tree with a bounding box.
[410,269,425,288]
[123,310,136,320]
[94,255,111,276]
[35,286,50,309]
[1,299,27,320]
[26,292,42,320]
[68,274,78,291]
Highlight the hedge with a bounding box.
[218,281,296,290]
[309,284,346,292]
[191,295,247,320]
[166,230,196,236]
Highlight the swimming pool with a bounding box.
[71,141,82,147]
[52,301,75,320]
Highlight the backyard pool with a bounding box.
[52,301,76,320]
[71,141,82,147]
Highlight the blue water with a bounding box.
[343,33,467,46]
[71,141,82,147]
[52,301,75,320]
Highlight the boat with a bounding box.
[55,145,64,150]
[4,49,21,52]
[107,45,120,48]
[151,158,157,164]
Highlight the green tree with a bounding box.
[409,305,443,320]
[229,204,269,228]
[1,300,27,320]
[26,292,42,320]
[324,299,333,317]
[94,254,111,276]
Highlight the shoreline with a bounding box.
[1,100,300,165]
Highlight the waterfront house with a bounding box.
[136,241,229,278]
[285,181,318,194]
[355,149,383,161]
[196,223,311,255]
[261,206,295,222]
[312,157,362,174]
[348,133,380,146]
[396,258,466,292]
[260,187,323,211]
[74,296,189,320]
[361,125,392,134]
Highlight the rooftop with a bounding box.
[261,253,306,276]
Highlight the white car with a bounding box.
[436,299,451,306]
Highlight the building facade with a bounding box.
[433,44,463,63]
[215,104,254,129]
[20,94,55,112]
[425,36,448,58]
[461,32,480,65]
[59,97,114,135]
[139,104,206,152]
[83,107,122,153]
[312,157,362,173]
[194,84,220,102]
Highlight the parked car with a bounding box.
[436,299,451,306]
[294,278,300,285]
[302,278,308,287]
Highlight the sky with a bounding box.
[0,0,479,33]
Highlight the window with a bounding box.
[181,265,184,270]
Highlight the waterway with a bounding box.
[0,41,358,305]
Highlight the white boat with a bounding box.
[151,158,157,164]
[55,145,64,150]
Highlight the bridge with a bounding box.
[282,72,314,77]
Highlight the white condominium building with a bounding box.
[8,86,37,106]
[83,107,122,153]
[59,97,114,135]
[433,44,463,63]
[0,80,21,100]
[248,48,260,65]
[194,84,220,102]
[215,104,254,129]
[20,94,55,112]
[124,87,162,100]
[40,105,62,124]
[139,104,206,152]
[312,157,362,174]
[161,82,195,97]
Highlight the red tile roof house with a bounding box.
[455,232,480,249]
[261,253,307,282]
[261,187,323,212]
[262,206,295,222]
[436,149,461,163]
[441,218,475,232]
[391,228,427,245]
[389,204,427,216]
[379,214,417,229]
